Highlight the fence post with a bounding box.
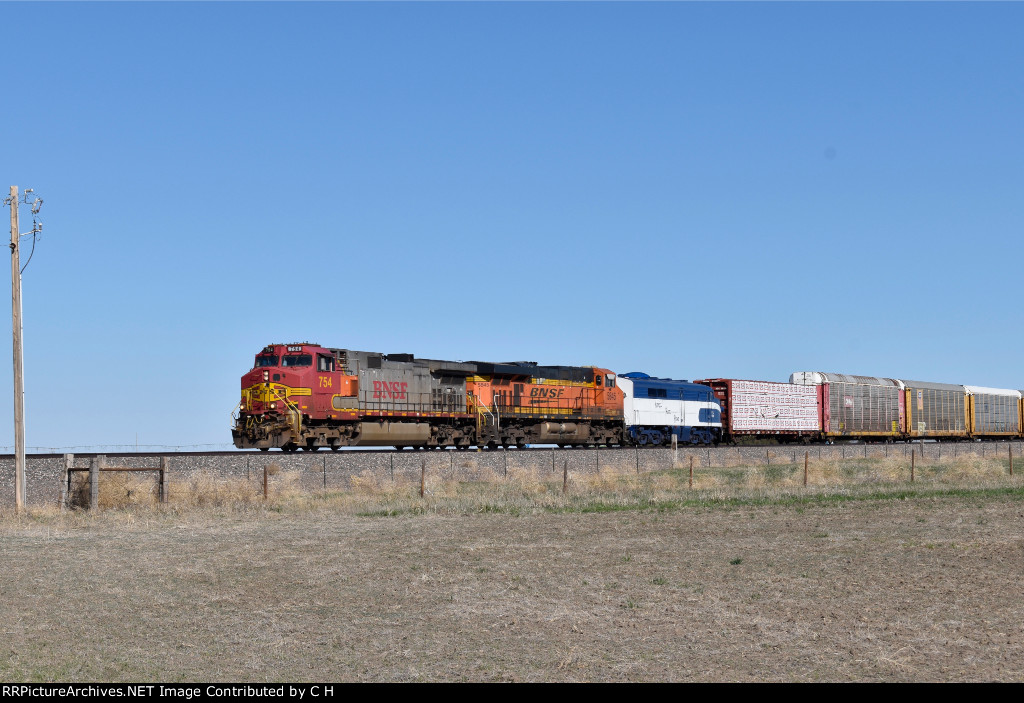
[263,465,268,499]
[60,453,73,511]
[160,457,169,503]
[420,459,425,498]
[911,451,915,483]
[89,455,103,510]
[562,459,568,494]
[635,446,639,475]
[1009,445,1014,477]
[689,455,693,489]
[804,451,808,486]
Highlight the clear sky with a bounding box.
[2,2,1023,451]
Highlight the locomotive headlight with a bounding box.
[263,370,269,381]
[270,402,277,409]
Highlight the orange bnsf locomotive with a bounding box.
[232,343,625,451]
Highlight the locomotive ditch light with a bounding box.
[263,370,269,381]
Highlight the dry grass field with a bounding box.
[2,454,1023,682]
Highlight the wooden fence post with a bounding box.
[689,455,693,489]
[1010,445,1014,477]
[911,451,915,483]
[420,459,425,498]
[562,459,568,494]
[263,465,269,500]
[160,457,169,503]
[804,451,808,486]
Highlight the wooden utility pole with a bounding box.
[9,186,25,512]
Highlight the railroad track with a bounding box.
[3,438,1018,462]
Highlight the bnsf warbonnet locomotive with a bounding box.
[232,343,723,451]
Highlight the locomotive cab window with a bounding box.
[606,375,616,389]
[317,355,334,372]
[256,355,279,367]
[282,354,313,367]
[595,375,602,387]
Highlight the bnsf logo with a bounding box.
[530,387,565,398]
[373,381,408,399]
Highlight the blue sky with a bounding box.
[2,2,1022,450]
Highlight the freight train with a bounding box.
[231,343,722,451]
[231,343,1024,450]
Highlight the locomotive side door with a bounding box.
[593,372,604,410]
[314,352,341,415]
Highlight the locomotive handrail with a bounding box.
[270,386,303,437]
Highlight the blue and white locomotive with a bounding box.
[617,373,723,446]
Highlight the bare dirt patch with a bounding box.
[2,486,1023,681]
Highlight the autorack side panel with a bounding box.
[697,378,819,436]
[900,380,968,438]
[791,372,903,437]
[965,386,1021,436]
